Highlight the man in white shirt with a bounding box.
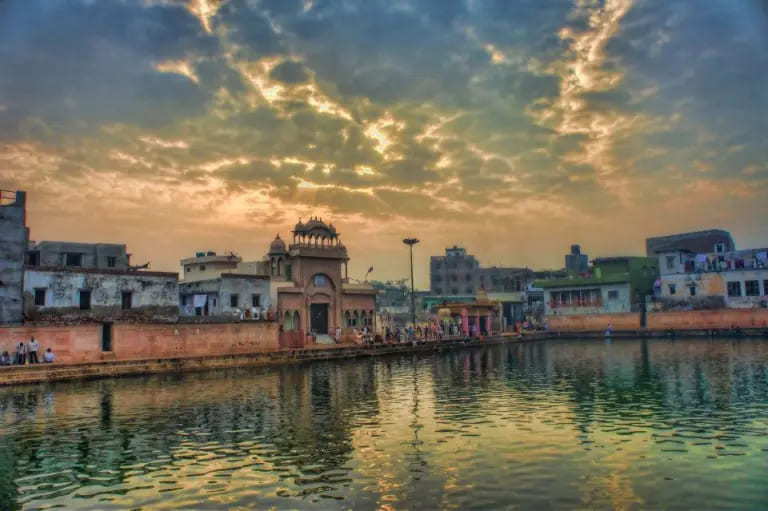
[43,348,55,363]
[28,337,40,364]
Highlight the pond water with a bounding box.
[1,338,768,510]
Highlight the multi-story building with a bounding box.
[657,247,768,308]
[537,257,659,316]
[646,229,734,257]
[430,246,479,296]
[26,241,132,269]
[565,244,589,273]
[0,190,28,325]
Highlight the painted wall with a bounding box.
[0,322,279,364]
[0,191,27,325]
[647,309,768,329]
[179,276,270,317]
[546,313,640,331]
[24,268,178,321]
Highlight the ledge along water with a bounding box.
[1,336,768,510]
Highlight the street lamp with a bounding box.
[402,238,420,328]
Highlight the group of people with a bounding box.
[0,337,55,366]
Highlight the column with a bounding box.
[461,309,469,337]
[485,314,492,336]
[474,314,480,337]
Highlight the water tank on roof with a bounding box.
[207,251,216,256]
[571,244,581,255]
[195,251,205,258]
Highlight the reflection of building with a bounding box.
[268,218,377,336]
[646,229,734,257]
[657,247,768,309]
[565,244,588,273]
[537,257,658,316]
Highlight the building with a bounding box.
[565,244,588,273]
[26,241,132,269]
[430,246,479,295]
[180,251,242,282]
[646,229,734,257]
[179,274,270,318]
[537,257,658,317]
[0,190,28,325]
[268,218,377,338]
[24,267,178,322]
[657,247,768,309]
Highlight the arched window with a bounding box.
[360,311,367,328]
[353,311,359,327]
[277,258,282,276]
[293,310,301,332]
[369,310,374,327]
[344,310,350,327]
[284,310,293,331]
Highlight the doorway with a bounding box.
[310,303,329,334]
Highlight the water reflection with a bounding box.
[1,338,767,510]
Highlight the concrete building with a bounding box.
[26,241,131,269]
[657,247,768,309]
[537,257,659,318]
[565,244,589,273]
[0,190,28,325]
[179,274,270,318]
[24,267,178,322]
[180,251,242,282]
[430,246,479,295]
[646,229,734,257]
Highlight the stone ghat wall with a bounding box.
[547,313,640,331]
[547,309,768,331]
[0,322,279,364]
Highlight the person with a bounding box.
[43,348,55,363]
[334,325,342,344]
[15,342,26,365]
[0,351,10,366]
[605,323,613,337]
[28,337,40,364]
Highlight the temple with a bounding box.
[264,217,377,343]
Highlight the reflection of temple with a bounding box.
[264,217,377,338]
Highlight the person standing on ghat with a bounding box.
[28,337,40,364]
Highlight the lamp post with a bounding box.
[402,238,420,328]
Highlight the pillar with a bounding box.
[485,314,492,336]
[461,308,469,336]
[474,314,480,337]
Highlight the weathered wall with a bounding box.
[647,309,768,329]
[24,268,178,322]
[180,275,270,317]
[33,241,129,269]
[546,313,641,331]
[0,322,279,364]
[544,283,631,316]
[0,191,27,325]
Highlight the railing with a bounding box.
[549,300,602,309]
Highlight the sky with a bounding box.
[1,0,767,288]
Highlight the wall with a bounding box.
[0,191,27,325]
[545,283,631,315]
[24,268,178,321]
[180,275,270,317]
[33,241,129,269]
[546,313,640,331]
[647,309,768,329]
[0,321,279,364]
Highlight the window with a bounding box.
[200,265,206,271]
[764,280,768,296]
[181,295,188,306]
[27,251,40,266]
[465,274,472,282]
[230,294,239,307]
[727,281,742,297]
[668,284,676,295]
[313,275,328,287]
[714,242,725,253]
[465,287,473,294]
[608,290,619,300]
[66,253,83,266]
[435,287,443,294]
[102,323,112,352]
[433,275,443,282]
[689,286,696,297]
[665,256,675,270]
[451,287,458,295]
[107,256,117,267]
[450,274,458,282]
[186,267,191,272]
[252,294,260,307]
[286,264,292,280]
[34,288,46,306]
[121,291,132,310]
[79,290,91,310]
[745,280,760,296]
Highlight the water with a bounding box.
[1,338,768,510]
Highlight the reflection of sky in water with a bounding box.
[1,338,768,509]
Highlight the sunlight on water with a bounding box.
[1,338,768,510]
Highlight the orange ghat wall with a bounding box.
[646,309,768,329]
[547,313,640,331]
[0,322,279,364]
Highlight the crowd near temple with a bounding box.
[1,189,768,364]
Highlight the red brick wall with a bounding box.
[0,322,279,364]
[647,309,768,329]
[547,313,640,331]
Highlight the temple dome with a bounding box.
[269,234,287,254]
